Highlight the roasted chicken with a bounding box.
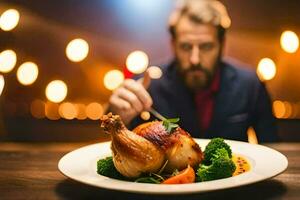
[100,113,203,178]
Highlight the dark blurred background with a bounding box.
[0,0,299,142]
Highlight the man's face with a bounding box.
[172,16,222,91]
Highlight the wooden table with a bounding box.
[0,142,299,200]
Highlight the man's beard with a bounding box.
[177,61,219,91]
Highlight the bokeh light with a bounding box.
[148,66,163,79]
[283,101,292,119]
[0,49,17,73]
[45,80,68,103]
[273,100,285,119]
[76,103,87,120]
[0,75,5,96]
[280,31,299,53]
[16,62,39,85]
[45,101,60,120]
[126,51,149,74]
[0,9,20,31]
[30,99,45,119]
[59,102,77,120]
[247,127,258,144]
[290,102,298,119]
[257,58,277,81]
[86,102,103,120]
[140,111,150,121]
[104,69,124,90]
[66,38,89,62]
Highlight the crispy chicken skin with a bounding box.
[100,113,165,178]
[133,121,203,172]
[100,113,203,178]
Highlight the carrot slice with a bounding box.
[162,165,195,184]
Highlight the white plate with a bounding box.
[58,139,288,194]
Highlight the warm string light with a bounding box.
[16,62,39,85]
[45,101,60,120]
[45,80,68,103]
[76,103,87,120]
[86,102,103,120]
[126,50,149,74]
[0,50,17,73]
[66,38,89,62]
[273,100,300,119]
[280,30,299,53]
[30,99,45,119]
[30,100,105,120]
[257,58,276,81]
[273,100,285,119]
[0,75,5,96]
[59,102,77,120]
[140,111,150,121]
[148,66,163,79]
[0,9,20,31]
[103,69,124,91]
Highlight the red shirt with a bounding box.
[195,70,220,134]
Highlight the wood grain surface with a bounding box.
[0,142,299,200]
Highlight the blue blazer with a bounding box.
[130,60,279,143]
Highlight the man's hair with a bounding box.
[168,0,231,42]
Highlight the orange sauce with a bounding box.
[232,154,251,176]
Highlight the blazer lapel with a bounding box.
[210,62,237,127]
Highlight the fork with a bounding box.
[148,107,167,121]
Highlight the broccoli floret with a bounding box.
[197,157,236,182]
[97,156,125,180]
[203,138,232,164]
[211,147,230,161]
[196,148,236,182]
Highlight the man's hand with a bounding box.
[108,70,153,125]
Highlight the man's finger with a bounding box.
[142,69,151,89]
[123,80,153,109]
[138,69,151,89]
[109,94,131,110]
[117,87,144,112]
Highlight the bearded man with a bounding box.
[108,0,278,142]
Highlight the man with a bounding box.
[108,0,279,142]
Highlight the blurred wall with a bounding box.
[0,0,299,142]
